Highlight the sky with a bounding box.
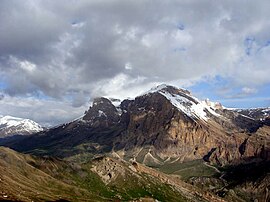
[0,0,270,126]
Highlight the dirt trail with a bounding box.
[203,162,221,173]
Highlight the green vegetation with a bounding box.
[157,159,219,181]
[0,147,191,201]
[106,171,188,202]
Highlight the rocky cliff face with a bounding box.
[110,85,270,166]
[2,85,269,167]
[83,97,121,127]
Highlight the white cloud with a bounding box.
[19,60,37,73]
[242,87,257,95]
[124,62,132,70]
[0,95,87,127]
[91,73,151,99]
[0,0,270,124]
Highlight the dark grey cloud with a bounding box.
[0,0,270,125]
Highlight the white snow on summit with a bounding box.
[0,115,43,137]
[142,84,171,95]
[142,85,220,121]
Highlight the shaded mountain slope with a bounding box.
[0,147,97,201]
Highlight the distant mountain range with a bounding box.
[0,115,43,138]
[235,107,270,121]
[0,84,269,201]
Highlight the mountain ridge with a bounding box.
[2,84,269,166]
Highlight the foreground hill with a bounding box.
[0,146,221,202]
[0,146,269,202]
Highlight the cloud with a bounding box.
[242,87,257,95]
[0,0,270,125]
[227,87,258,99]
[0,95,87,127]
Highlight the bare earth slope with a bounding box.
[0,146,222,202]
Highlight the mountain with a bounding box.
[0,115,43,138]
[3,85,269,165]
[1,84,269,201]
[235,108,270,126]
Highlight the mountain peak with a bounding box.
[83,97,120,126]
[0,115,43,138]
[142,84,191,96]
[139,84,219,121]
[92,97,113,107]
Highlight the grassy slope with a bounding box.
[0,147,113,201]
[157,158,270,202]
[156,159,219,181]
[0,147,192,202]
[5,145,265,202]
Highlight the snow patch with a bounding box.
[140,84,221,121]
[239,114,255,120]
[142,84,170,95]
[98,110,107,117]
[159,91,220,121]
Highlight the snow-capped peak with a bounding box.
[0,115,43,137]
[143,84,171,94]
[142,84,191,96]
[142,84,220,121]
[108,98,122,107]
